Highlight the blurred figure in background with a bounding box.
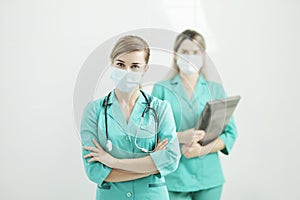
[152,29,238,200]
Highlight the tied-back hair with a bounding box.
[110,35,150,64]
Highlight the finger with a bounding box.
[195,130,205,137]
[193,131,205,140]
[161,138,168,143]
[88,157,97,163]
[193,135,204,142]
[155,139,164,149]
[160,144,167,150]
[154,143,163,151]
[92,139,102,149]
[160,143,168,150]
[160,139,169,147]
[154,139,168,151]
[156,141,168,151]
[156,138,168,150]
[158,141,169,151]
[83,146,98,152]
[84,153,93,158]
[84,152,98,158]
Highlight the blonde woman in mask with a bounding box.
[152,30,237,200]
[80,35,181,200]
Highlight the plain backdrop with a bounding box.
[1,0,300,199]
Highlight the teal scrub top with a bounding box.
[80,90,181,200]
[152,74,238,192]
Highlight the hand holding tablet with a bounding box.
[195,96,241,146]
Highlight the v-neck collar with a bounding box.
[106,90,148,131]
[170,74,207,105]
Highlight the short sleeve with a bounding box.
[80,101,112,185]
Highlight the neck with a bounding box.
[114,88,140,106]
[179,72,199,86]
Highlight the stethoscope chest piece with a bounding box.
[106,139,113,152]
[103,90,158,153]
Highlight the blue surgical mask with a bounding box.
[110,67,143,93]
[176,54,203,75]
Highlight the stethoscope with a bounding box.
[103,90,159,153]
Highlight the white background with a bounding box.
[1,0,300,199]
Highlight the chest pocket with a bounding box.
[134,112,157,152]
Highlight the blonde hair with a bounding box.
[110,35,150,63]
[172,29,206,72]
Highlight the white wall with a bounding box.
[1,0,299,199]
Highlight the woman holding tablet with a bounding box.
[80,35,180,200]
[152,29,238,200]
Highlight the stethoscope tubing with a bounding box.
[103,90,159,152]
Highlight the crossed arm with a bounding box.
[83,138,168,182]
[105,169,159,182]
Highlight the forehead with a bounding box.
[178,39,202,52]
[114,51,146,63]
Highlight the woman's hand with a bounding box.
[182,137,224,158]
[153,138,168,152]
[83,139,117,167]
[181,142,203,158]
[178,128,205,145]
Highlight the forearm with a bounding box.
[105,155,159,173]
[105,168,156,182]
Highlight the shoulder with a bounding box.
[152,77,178,94]
[205,80,226,99]
[82,96,106,118]
[153,78,175,88]
[143,90,171,110]
[152,96,171,109]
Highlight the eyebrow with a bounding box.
[115,60,142,65]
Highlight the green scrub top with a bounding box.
[151,74,237,192]
[80,90,181,200]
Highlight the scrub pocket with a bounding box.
[146,182,169,200]
[135,118,157,152]
[148,182,166,188]
[96,182,112,200]
[97,183,111,190]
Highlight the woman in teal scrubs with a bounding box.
[152,30,238,200]
[80,35,181,200]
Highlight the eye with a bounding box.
[131,65,141,69]
[193,50,201,55]
[181,50,189,54]
[116,62,125,67]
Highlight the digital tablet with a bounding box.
[195,95,241,146]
